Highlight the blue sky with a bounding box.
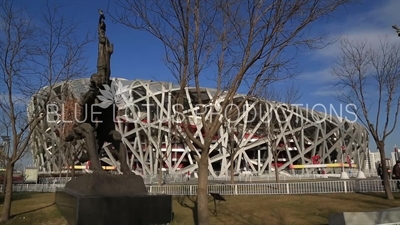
[12,0,400,156]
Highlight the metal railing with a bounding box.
[2,179,399,195]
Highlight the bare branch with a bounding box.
[111,0,354,223]
[0,1,91,221]
[331,37,400,200]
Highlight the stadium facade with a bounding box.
[28,78,369,177]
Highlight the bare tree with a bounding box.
[151,129,173,186]
[261,117,286,183]
[0,2,91,221]
[259,82,302,183]
[261,82,303,104]
[331,38,400,200]
[59,84,83,178]
[228,83,302,184]
[223,122,250,184]
[267,123,278,182]
[0,118,11,194]
[112,1,352,224]
[61,140,85,179]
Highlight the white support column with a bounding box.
[356,146,366,179]
[257,149,261,174]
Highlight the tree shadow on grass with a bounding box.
[0,193,33,203]
[177,195,198,225]
[358,192,386,198]
[10,203,55,219]
[177,195,240,225]
[219,207,270,225]
[355,192,399,200]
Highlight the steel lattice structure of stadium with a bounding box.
[28,78,369,177]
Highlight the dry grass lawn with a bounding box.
[0,193,65,225]
[0,192,399,225]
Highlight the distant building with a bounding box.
[364,148,400,169]
[391,147,400,165]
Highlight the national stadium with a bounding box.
[28,78,369,177]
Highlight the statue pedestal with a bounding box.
[55,174,173,225]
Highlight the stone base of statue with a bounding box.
[55,173,173,225]
[328,207,400,225]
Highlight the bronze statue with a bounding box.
[393,24,400,37]
[66,10,132,174]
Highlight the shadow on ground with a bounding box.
[177,195,198,225]
[0,193,33,203]
[355,192,395,199]
[11,203,55,219]
[219,207,271,225]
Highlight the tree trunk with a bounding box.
[229,134,235,184]
[158,159,163,186]
[65,146,70,178]
[2,174,6,194]
[1,162,14,222]
[274,152,279,183]
[230,152,235,184]
[66,163,70,178]
[378,142,394,200]
[197,155,209,225]
[71,159,75,178]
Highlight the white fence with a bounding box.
[37,170,380,185]
[2,180,399,195]
[147,180,400,195]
